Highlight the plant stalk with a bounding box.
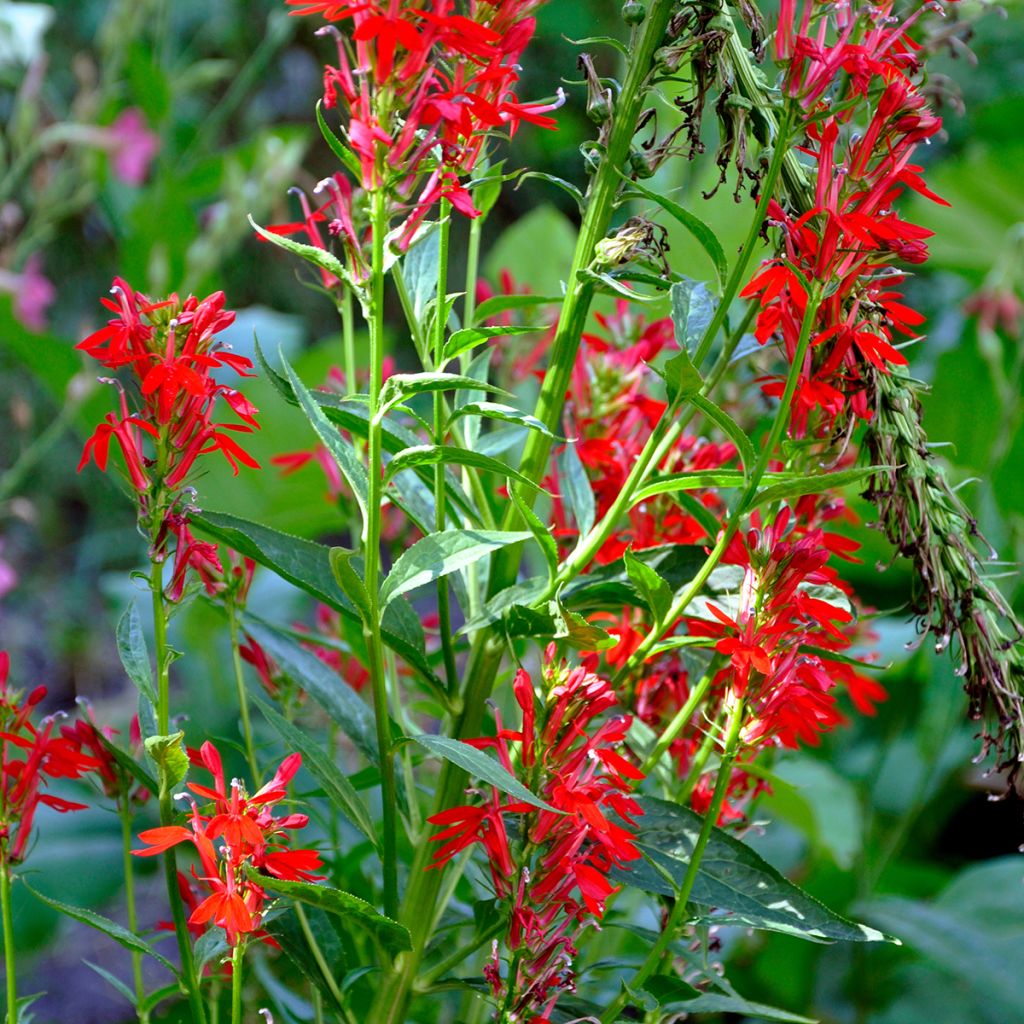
[230,942,244,1024]
[227,601,260,784]
[364,185,400,919]
[1,859,16,1024]
[120,801,149,1021]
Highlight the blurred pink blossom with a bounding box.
[0,254,55,332]
[0,542,16,600]
[108,108,160,186]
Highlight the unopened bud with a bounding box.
[622,0,646,24]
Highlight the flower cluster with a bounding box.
[77,279,260,598]
[134,742,322,946]
[0,653,100,865]
[690,504,886,751]
[742,0,944,436]
[281,0,560,257]
[61,711,151,806]
[545,300,736,561]
[428,652,644,1020]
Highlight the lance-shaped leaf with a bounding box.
[243,617,379,765]
[509,484,559,583]
[442,325,543,366]
[281,353,369,527]
[380,372,511,415]
[643,977,818,1023]
[383,444,545,494]
[472,293,562,324]
[624,547,672,624]
[264,906,348,1013]
[252,694,378,849]
[316,100,361,179]
[26,883,179,976]
[623,178,729,290]
[559,442,596,540]
[116,602,157,706]
[447,402,555,439]
[412,735,556,812]
[252,872,411,956]
[249,215,361,292]
[191,511,442,692]
[379,529,531,608]
[612,796,894,943]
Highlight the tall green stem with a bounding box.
[226,601,260,784]
[1,859,16,1024]
[149,559,208,1024]
[120,802,149,1021]
[613,287,822,681]
[230,943,244,1024]
[599,699,747,1024]
[433,200,460,695]
[364,186,400,919]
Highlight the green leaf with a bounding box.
[138,984,181,1016]
[264,906,347,1013]
[281,353,369,527]
[472,293,562,324]
[442,325,543,365]
[191,511,442,692]
[316,100,361,178]
[509,484,559,583]
[145,732,188,794]
[329,547,372,626]
[447,402,555,439]
[644,977,818,1023]
[83,960,137,1008]
[413,735,556,812]
[403,223,441,325]
[750,464,879,508]
[624,547,672,624]
[662,348,704,402]
[614,796,893,943]
[252,694,379,849]
[460,576,549,635]
[383,444,544,494]
[553,602,618,651]
[243,617,379,766]
[252,872,411,956]
[249,215,359,291]
[559,442,596,539]
[96,732,158,796]
[380,372,512,413]
[626,180,729,289]
[379,530,531,608]
[517,170,585,211]
[116,603,157,707]
[25,883,179,975]
[688,392,757,476]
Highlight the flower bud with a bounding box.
[622,0,646,24]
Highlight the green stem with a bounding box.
[613,287,822,682]
[209,978,221,1024]
[417,919,503,990]
[641,670,714,775]
[149,559,208,1024]
[226,601,260,784]
[120,802,149,1021]
[463,215,482,331]
[230,943,244,1024]
[1,859,16,1024]
[433,200,461,695]
[365,186,400,919]
[599,700,747,1024]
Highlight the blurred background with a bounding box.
[0,0,1022,1021]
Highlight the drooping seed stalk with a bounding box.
[364,185,400,919]
[598,698,747,1024]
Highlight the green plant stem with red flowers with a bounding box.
[433,198,460,696]
[364,184,400,920]
[368,3,685,1018]
[119,800,149,1022]
[230,941,245,1024]
[612,284,823,686]
[149,557,208,1024]
[599,698,748,1024]
[1,856,16,1024]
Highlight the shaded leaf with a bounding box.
[116,603,156,706]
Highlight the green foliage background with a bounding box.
[0,0,1022,1021]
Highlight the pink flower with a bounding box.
[108,109,160,186]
